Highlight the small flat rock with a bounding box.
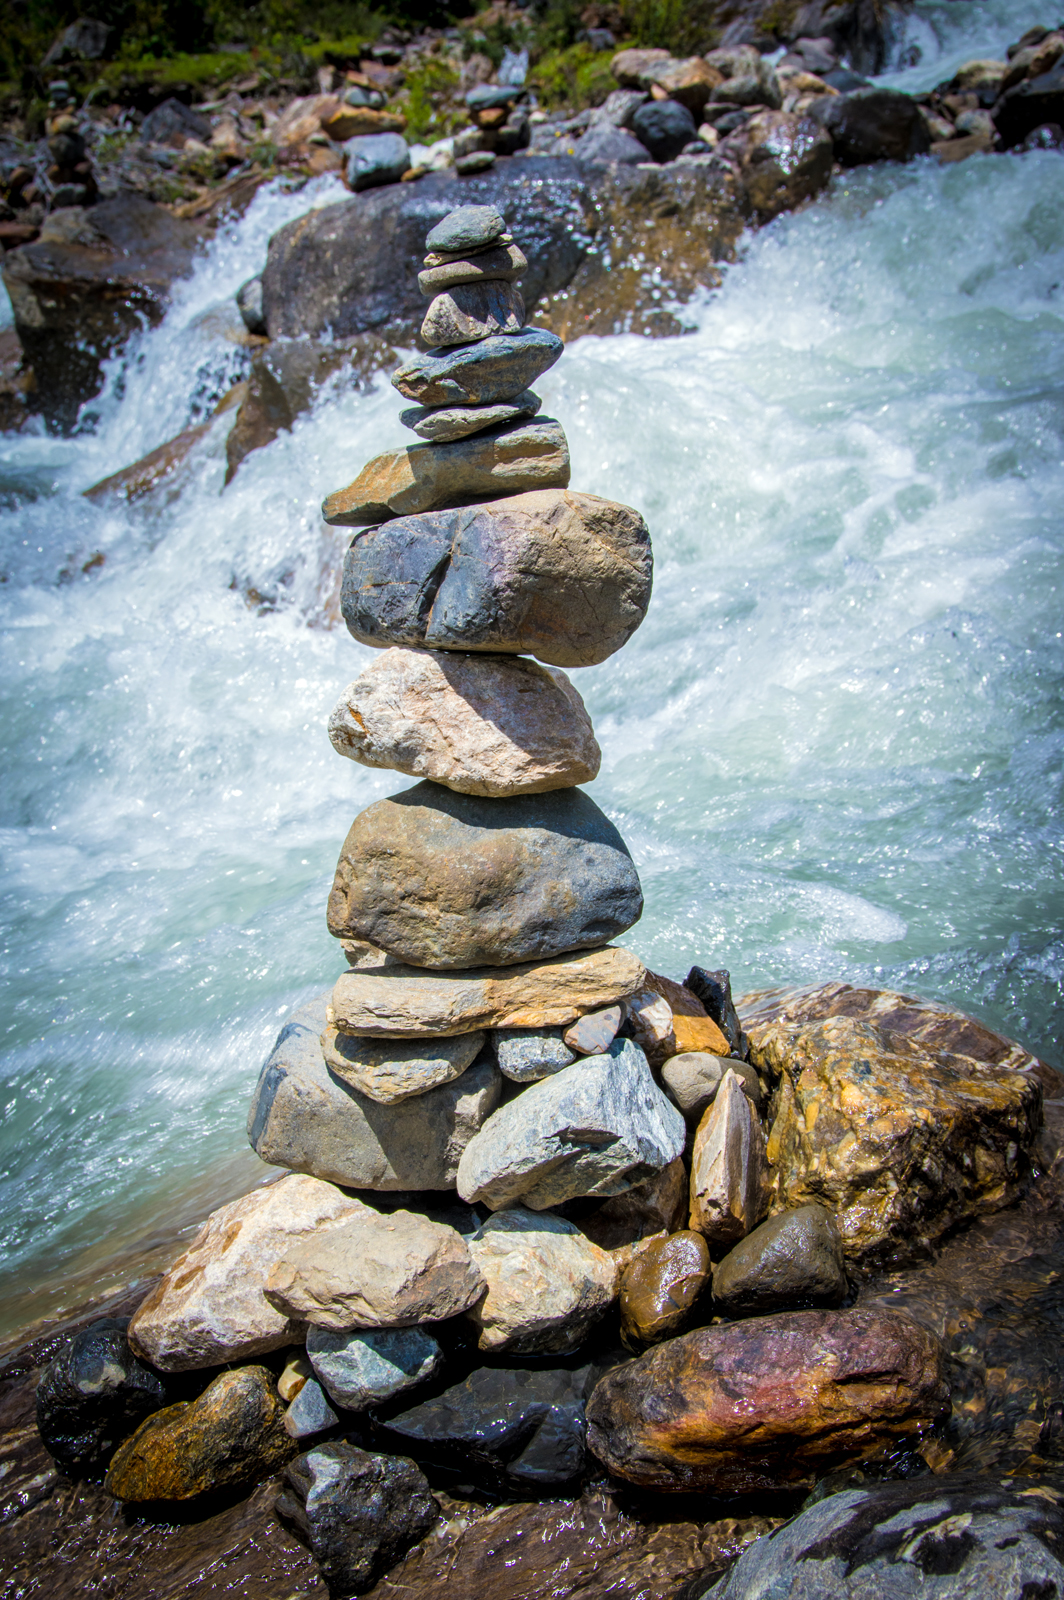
[340,487,653,670]
[328,647,599,798]
[662,1052,761,1122]
[392,329,562,408]
[585,1307,951,1493]
[127,1174,371,1371]
[401,390,540,442]
[327,781,642,970]
[421,280,525,347]
[425,204,506,253]
[104,1367,294,1502]
[36,1319,170,1478]
[307,1325,443,1412]
[712,1204,848,1317]
[466,1208,619,1355]
[457,1036,685,1211]
[563,1004,623,1055]
[277,1442,438,1597]
[283,1379,339,1440]
[248,994,501,1189]
[322,416,570,526]
[689,1069,770,1249]
[265,1201,486,1331]
[328,945,648,1039]
[492,1025,577,1082]
[620,1230,710,1347]
[418,241,527,296]
[320,1025,485,1104]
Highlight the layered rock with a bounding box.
[401,391,540,442]
[465,1208,618,1354]
[328,648,600,797]
[326,782,642,969]
[586,1307,951,1492]
[320,1026,485,1104]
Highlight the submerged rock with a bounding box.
[35,1319,169,1478]
[586,1307,950,1492]
[457,1037,685,1211]
[277,1441,438,1596]
[466,1208,618,1355]
[619,1230,711,1347]
[712,1205,848,1316]
[104,1367,294,1503]
[327,782,642,969]
[248,994,501,1189]
[328,648,600,798]
[340,488,653,669]
[688,1069,769,1249]
[307,1325,444,1411]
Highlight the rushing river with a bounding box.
[1,0,1062,1338]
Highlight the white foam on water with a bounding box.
[1,2,1063,1327]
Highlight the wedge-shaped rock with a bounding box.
[457,1037,685,1211]
[321,1024,485,1104]
[328,648,600,798]
[328,946,647,1039]
[127,1174,369,1371]
[689,1068,769,1248]
[421,280,525,347]
[265,1202,485,1331]
[585,1307,950,1493]
[322,417,569,527]
[418,241,527,296]
[248,994,501,1187]
[340,488,653,669]
[327,781,642,970]
[392,329,562,407]
[401,391,539,442]
[466,1208,619,1355]
[307,1325,443,1412]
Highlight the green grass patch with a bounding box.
[397,53,463,142]
[529,43,615,111]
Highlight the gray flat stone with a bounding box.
[320,1027,486,1104]
[492,1026,576,1082]
[400,390,540,442]
[392,330,563,408]
[425,204,506,253]
[306,1325,444,1412]
[418,242,527,297]
[457,1036,685,1211]
[247,994,501,1189]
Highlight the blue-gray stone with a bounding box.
[425,202,506,252]
[466,85,523,110]
[284,1378,339,1439]
[492,1027,577,1082]
[392,329,562,408]
[572,124,651,165]
[345,132,410,192]
[307,1326,444,1412]
[400,390,540,442]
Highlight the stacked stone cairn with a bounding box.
[41,201,1042,1592]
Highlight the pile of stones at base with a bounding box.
[30,203,1054,1596]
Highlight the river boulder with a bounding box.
[465,1208,618,1355]
[712,1204,848,1316]
[585,1307,950,1492]
[993,63,1064,147]
[306,1325,443,1412]
[719,110,833,219]
[808,87,932,163]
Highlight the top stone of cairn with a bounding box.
[425,204,507,255]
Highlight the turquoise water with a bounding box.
[1,5,1062,1334]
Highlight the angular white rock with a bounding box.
[307,1324,444,1411]
[689,1068,770,1248]
[457,1036,685,1211]
[466,1208,619,1355]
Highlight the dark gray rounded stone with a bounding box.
[425,203,506,253]
[572,124,651,165]
[392,329,562,408]
[631,100,698,162]
[328,781,643,969]
[712,1204,848,1316]
[346,132,410,193]
[36,1320,169,1478]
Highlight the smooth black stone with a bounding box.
[630,100,698,162]
[685,967,743,1056]
[994,65,1064,148]
[712,1206,849,1317]
[376,1365,598,1496]
[277,1441,438,1597]
[35,1319,169,1478]
[807,87,932,164]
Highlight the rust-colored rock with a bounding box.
[620,1231,710,1347]
[586,1307,951,1492]
[104,1366,294,1503]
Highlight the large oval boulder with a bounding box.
[585,1307,950,1492]
[326,781,642,969]
[339,488,653,669]
[808,87,932,163]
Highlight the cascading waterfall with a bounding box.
[0,0,1062,1339]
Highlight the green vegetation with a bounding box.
[397,52,464,143]
[529,43,616,111]
[619,0,720,54]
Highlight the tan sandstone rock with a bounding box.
[421,280,525,347]
[328,648,600,797]
[265,1202,485,1331]
[321,1025,486,1104]
[466,1208,619,1355]
[689,1069,769,1249]
[328,946,648,1038]
[127,1175,364,1371]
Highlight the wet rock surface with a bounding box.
[719,111,833,220]
[307,1325,444,1412]
[35,1318,168,1478]
[688,1069,769,1248]
[586,1307,951,1493]
[327,781,643,970]
[808,87,932,163]
[712,1206,848,1317]
[620,1232,711,1347]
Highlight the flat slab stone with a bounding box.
[392,329,563,408]
[418,242,527,296]
[466,1208,618,1355]
[457,1036,685,1211]
[425,204,506,254]
[564,1004,623,1055]
[421,280,525,347]
[401,390,540,442]
[327,647,600,798]
[306,1325,444,1412]
[247,993,501,1188]
[340,488,653,669]
[321,417,570,527]
[328,945,648,1039]
[327,780,642,970]
[320,1025,486,1104]
[493,1025,576,1082]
